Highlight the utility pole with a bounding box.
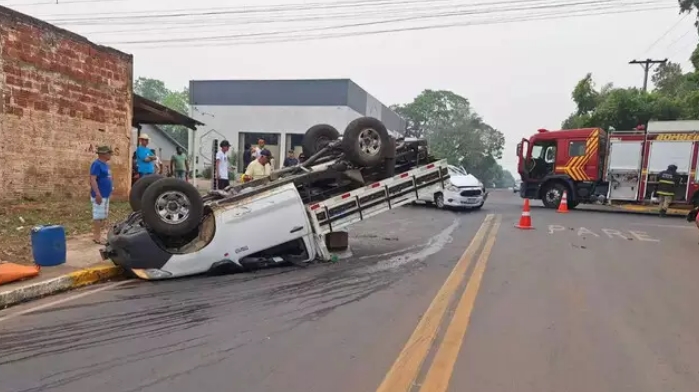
[628,58,668,92]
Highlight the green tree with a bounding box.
[133,77,190,146]
[393,90,505,186]
[651,62,684,95]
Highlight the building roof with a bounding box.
[188,79,405,133]
[133,94,204,130]
[142,124,188,152]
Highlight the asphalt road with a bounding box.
[1,190,699,392]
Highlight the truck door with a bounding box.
[525,141,556,181]
[607,139,643,200]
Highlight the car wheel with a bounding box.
[141,178,204,237]
[129,174,164,211]
[434,193,446,209]
[341,117,390,168]
[302,124,340,158]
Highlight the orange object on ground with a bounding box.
[0,263,40,285]
[557,191,570,213]
[515,199,534,229]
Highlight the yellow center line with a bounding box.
[375,214,495,392]
[419,215,502,392]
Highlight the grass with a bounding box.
[0,198,131,264]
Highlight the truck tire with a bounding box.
[129,174,164,211]
[303,124,340,158]
[141,178,204,237]
[541,182,568,209]
[342,117,390,168]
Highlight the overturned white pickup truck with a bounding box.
[101,117,450,280]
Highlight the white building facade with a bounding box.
[188,79,406,173]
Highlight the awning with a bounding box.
[132,94,204,130]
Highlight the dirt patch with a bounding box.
[0,198,131,264]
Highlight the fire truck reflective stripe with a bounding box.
[560,128,600,181]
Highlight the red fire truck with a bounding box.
[516,120,699,210]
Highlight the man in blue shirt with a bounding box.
[90,146,113,245]
[135,133,156,177]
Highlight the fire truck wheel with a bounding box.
[542,183,569,209]
[342,117,390,167]
[129,174,164,211]
[303,124,340,158]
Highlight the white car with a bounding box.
[417,165,487,209]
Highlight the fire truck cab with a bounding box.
[516,120,699,210]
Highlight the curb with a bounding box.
[0,265,124,309]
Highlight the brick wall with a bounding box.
[0,6,133,201]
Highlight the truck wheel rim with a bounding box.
[358,128,381,156]
[545,189,560,204]
[155,191,190,225]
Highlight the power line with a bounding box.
[1,0,124,6]
[635,12,688,57]
[103,3,673,49]
[40,0,666,23]
[99,0,651,45]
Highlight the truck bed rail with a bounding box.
[306,159,450,235]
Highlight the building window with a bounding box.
[242,132,279,145]
[568,141,586,157]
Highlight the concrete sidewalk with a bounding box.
[0,235,123,309]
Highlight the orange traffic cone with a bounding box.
[515,199,534,229]
[557,191,569,213]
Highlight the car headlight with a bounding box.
[445,182,458,192]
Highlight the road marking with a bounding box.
[629,223,695,229]
[375,214,495,392]
[0,280,131,323]
[547,225,660,242]
[418,215,501,392]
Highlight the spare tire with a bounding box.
[303,124,340,158]
[129,174,164,211]
[141,178,204,237]
[341,117,390,167]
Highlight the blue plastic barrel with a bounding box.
[31,225,67,267]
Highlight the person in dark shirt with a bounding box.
[90,146,113,245]
[656,164,679,217]
[242,143,252,171]
[283,150,299,167]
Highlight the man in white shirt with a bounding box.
[243,149,273,182]
[215,140,231,189]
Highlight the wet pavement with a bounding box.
[1,190,698,392]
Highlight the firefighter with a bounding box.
[656,164,679,217]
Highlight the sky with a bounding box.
[2,0,698,175]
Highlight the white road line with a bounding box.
[0,280,131,323]
[629,223,696,229]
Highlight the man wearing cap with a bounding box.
[243,149,273,182]
[215,140,231,189]
[90,146,113,245]
[135,134,157,177]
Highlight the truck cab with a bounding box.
[517,128,605,208]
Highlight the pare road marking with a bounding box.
[547,225,659,242]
